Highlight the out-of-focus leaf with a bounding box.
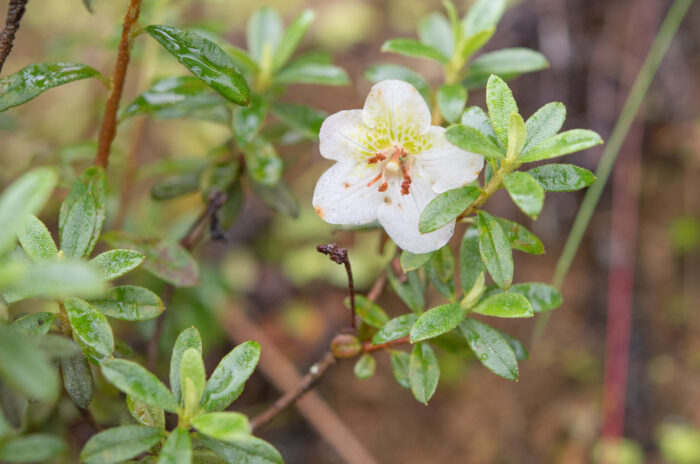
[371,314,418,345]
[3,260,105,303]
[460,318,518,380]
[527,164,596,192]
[485,75,518,148]
[152,171,202,200]
[345,294,389,328]
[459,227,484,293]
[157,428,191,464]
[80,425,165,464]
[250,179,299,218]
[353,354,376,379]
[472,292,533,318]
[276,59,349,86]
[127,395,165,429]
[234,94,268,145]
[273,9,315,71]
[170,327,203,404]
[101,359,178,412]
[503,171,545,219]
[381,39,448,63]
[0,63,102,113]
[11,312,55,335]
[202,341,260,412]
[431,245,455,283]
[477,212,513,289]
[37,335,81,360]
[198,435,283,464]
[457,27,495,62]
[271,102,326,140]
[65,297,114,363]
[240,137,282,186]
[0,326,58,401]
[437,83,467,124]
[523,102,566,154]
[509,282,563,312]
[90,249,144,281]
[146,25,250,106]
[495,217,544,255]
[419,186,481,233]
[410,303,466,342]
[445,124,504,160]
[364,64,431,105]
[409,343,440,404]
[61,355,94,409]
[193,412,251,442]
[521,129,603,163]
[400,250,433,272]
[386,267,425,314]
[466,48,549,88]
[247,7,283,63]
[0,434,67,462]
[17,215,57,263]
[419,12,453,58]
[500,331,529,361]
[89,285,164,321]
[59,166,106,259]
[462,0,506,37]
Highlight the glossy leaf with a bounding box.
[472,292,533,318]
[89,285,164,321]
[467,48,549,86]
[460,319,518,380]
[347,295,389,328]
[247,7,283,63]
[101,359,179,412]
[495,217,545,255]
[462,0,506,37]
[371,314,418,345]
[61,355,94,409]
[410,303,466,342]
[59,166,106,259]
[386,267,425,314]
[0,326,58,401]
[81,425,165,464]
[523,102,566,154]
[521,129,603,163]
[18,215,57,263]
[11,312,55,335]
[437,83,467,124]
[510,282,563,312]
[419,186,481,233]
[198,435,283,464]
[276,60,349,86]
[271,102,326,140]
[64,297,114,363]
[400,249,433,272]
[273,9,315,70]
[409,343,440,404]
[503,171,545,219]
[127,395,165,429]
[0,167,57,256]
[193,412,251,442]
[241,137,282,186]
[170,327,203,404]
[0,434,67,462]
[202,341,260,412]
[381,39,448,63]
[90,249,144,281]
[445,124,504,160]
[146,25,250,105]
[364,64,431,105]
[477,212,513,289]
[419,12,454,58]
[527,164,596,192]
[485,75,518,148]
[353,354,376,380]
[390,350,411,389]
[157,428,192,464]
[0,63,101,113]
[234,94,268,145]
[459,227,484,293]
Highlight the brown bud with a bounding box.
[330,333,361,359]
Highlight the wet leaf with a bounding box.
[390,350,411,389]
[409,343,440,404]
[198,435,283,464]
[400,249,433,272]
[485,75,518,148]
[410,303,466,342]
[18,215,57,263]
[472,292,533,318]
[170,327,203,404]
[81,425,165,464]
[353,354,376,379]
[459,318,518,380]
[477,212,513,289]
[202,341,260,412]
[59,166,106,259]
[437,83,467,124]
[61,355,94,409]
[521,129,603,163]
[89,285,164,321]
[193,412,251,443]
[271,102,326,140]
[371,314,418,345]
[523,102,566,154]
[240,137,282,186]
[346,295,389,329]
[64,297,114,364]
[381,39,448,64]
[527,164,596,192]
[90,249,144,281]
[495,217,544,255]
[509,282,563,312]
[127,395,165,429]
[11,312,55,335]
[419,186,481,233]
[459,227,484,293]
[445,124,504,160]
[503,171,545,219]
[101,359,178,412]
[158,428,191,464]
[386,267,425,314]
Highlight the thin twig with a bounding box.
[317,244,356,331]
[361,335,410,353]
[0,0,28,74]
[94,0,143,169]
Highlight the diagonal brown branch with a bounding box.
[0,0,29,74]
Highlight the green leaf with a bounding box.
[381,39,448,64]
[101,359,178,412]
[146,25,250,105]
[386,267,424,314]
[240,137,282,186]
[472,292,533,318]
[461,106,497,141]
[59,166,106,259]
[273,9,315,71]
[353,353,376,379]
[152,171,202,200]
[275,60,349,86]
[467,48,549,87]
[437,83,467,124]
[81,425,165,464]
[0,62,102,113]
[500,332,529,360]
[181,348,206,416]
[431,245,455,282]
[17,215,57,263]
[233,93,268,145]
[527,164,596,192]
[485,75,518,148]
[509,282,563,312]
[158,428,192,464]
[11,312,55,335]
[64,297,114,363]
[170,327,202,404]
[419,186,481,233]
[347,295,389,329]
[222,44,260,75]
[462,0,506,37]
[61,355,94,409]
[521,129,603,163]
[410,303,466,342]
[390,350,411,389]
[120,76,225,121]
[495,217,544,255]
[477,212,513,289]
[127,395,165,429]
[457,27,495,62]
[250,179,299,218]
[37,334,81,360]
[409,343,440,404]
[459,227,484,293]
[523,102,566,154]
[102,232,200,287]
[419,12,454,58]
[400,249,433,272]
[198,435,283,464]
[444,124,504,160]
[193,412,251,442]
[364,64,431,105]
[426,261,455,300]
[503,171,545,219]
[0,167,57,257]
[371,314,418,345]
[3,260,105,302]
[271,102,326,140]
[459,319,518,380]
[247,7,283,63]
[90,249,144,281]
[202,341,260,412]
[0,326,58,401]
[506,112,526,160]
[0,434,67,462]
[89,285,164,321]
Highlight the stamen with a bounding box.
[367,172,383,187]
[378,182,388,192]
[401,176,411,195]
[366,153,386,164]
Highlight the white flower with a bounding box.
[312,80,484,254]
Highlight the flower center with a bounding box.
[366,145,413,196]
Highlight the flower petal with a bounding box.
[319,110,377,161]
[414,127,485,193]
[362,80,431,146]
[377,176,454,254]
[313,161,384,225]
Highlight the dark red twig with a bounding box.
[317,244,356,331]
[0,0,28,74]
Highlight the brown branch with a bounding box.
[317,244,356,331]
[0,0,28,74]
[361,335,410,353]
[94,0,142,169]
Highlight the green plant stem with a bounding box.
[533,0,695,339]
